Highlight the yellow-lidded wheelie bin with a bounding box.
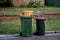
[19,10,33,37]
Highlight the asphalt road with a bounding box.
[0,33,60,40]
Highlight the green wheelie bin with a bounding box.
[20,16,32,37]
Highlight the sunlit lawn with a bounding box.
[0,18,60,34]
[0,7,60,14]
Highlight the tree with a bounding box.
[0,0,7,3]
[0,0,13,7]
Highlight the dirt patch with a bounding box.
[45,14,60,18]
[0,14,19,20]
[0,14,60,20]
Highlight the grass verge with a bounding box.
[0,18,60,34]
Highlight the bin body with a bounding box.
[20,17,32,37]
[36,19,45,36]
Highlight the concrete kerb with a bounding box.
[45,30,60,36]
[45,30,60,34]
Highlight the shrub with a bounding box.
[19,3,27,8]
[28,1,40,8]
[32,2,40,8]
[28,1,34,7]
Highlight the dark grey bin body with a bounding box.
[36,19,45,36]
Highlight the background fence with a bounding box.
[45,0,60,6]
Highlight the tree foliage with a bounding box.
[0,0,13,7]
[0,0,7,3]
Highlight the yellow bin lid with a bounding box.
[19,10,33,16]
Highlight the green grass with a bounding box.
[0,7,60,14]
[45,18,60,31]
[0,20,21,34]
[0,18,60,34]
